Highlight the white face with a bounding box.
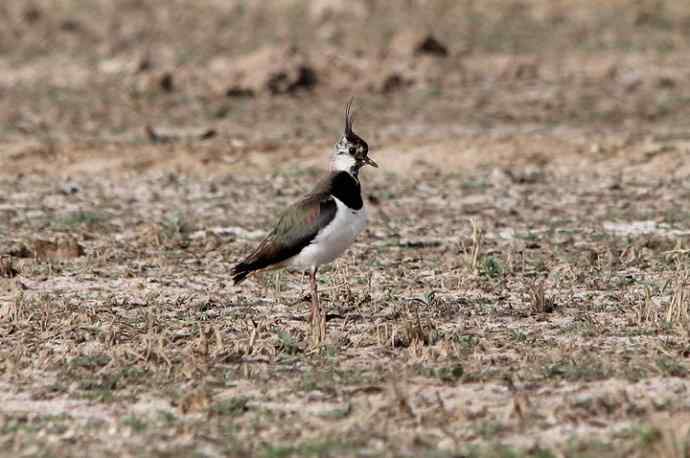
[330,152,358,173]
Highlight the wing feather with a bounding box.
[231,189,337,284]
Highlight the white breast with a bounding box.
[289,197,368,270]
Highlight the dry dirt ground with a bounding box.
[2,1,690,457]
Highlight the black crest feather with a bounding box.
[344,98,354,139]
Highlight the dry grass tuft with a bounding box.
[637,286,660,327]
[665,268,690,328]
[460,218,483,273]
[0,256,19,278]
[528,279,556,314]
[645,413,690,458]
[30,237,85,260]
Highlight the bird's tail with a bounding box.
[231,261,254,285]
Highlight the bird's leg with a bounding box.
[317,270,326,344]
[309,267,324,347]
[309,268,318,345]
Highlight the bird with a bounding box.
[231,100,378,345]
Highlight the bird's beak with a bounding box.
[364,157,379,168]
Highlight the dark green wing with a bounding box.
[231,192,337,283]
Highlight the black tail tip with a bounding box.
[231,263,251,285]
[232,271,249,285]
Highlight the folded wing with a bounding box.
[231,192,337,284]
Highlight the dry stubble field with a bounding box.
[2,1,690,457]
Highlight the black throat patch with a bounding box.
[330,171,363,210]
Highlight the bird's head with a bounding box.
[331,100,378,176]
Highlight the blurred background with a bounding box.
[2,0,690,173]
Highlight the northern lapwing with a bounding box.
[231,101,378,345]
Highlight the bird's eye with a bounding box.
[349,146,356,154]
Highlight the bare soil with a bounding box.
[2,1,690,457]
